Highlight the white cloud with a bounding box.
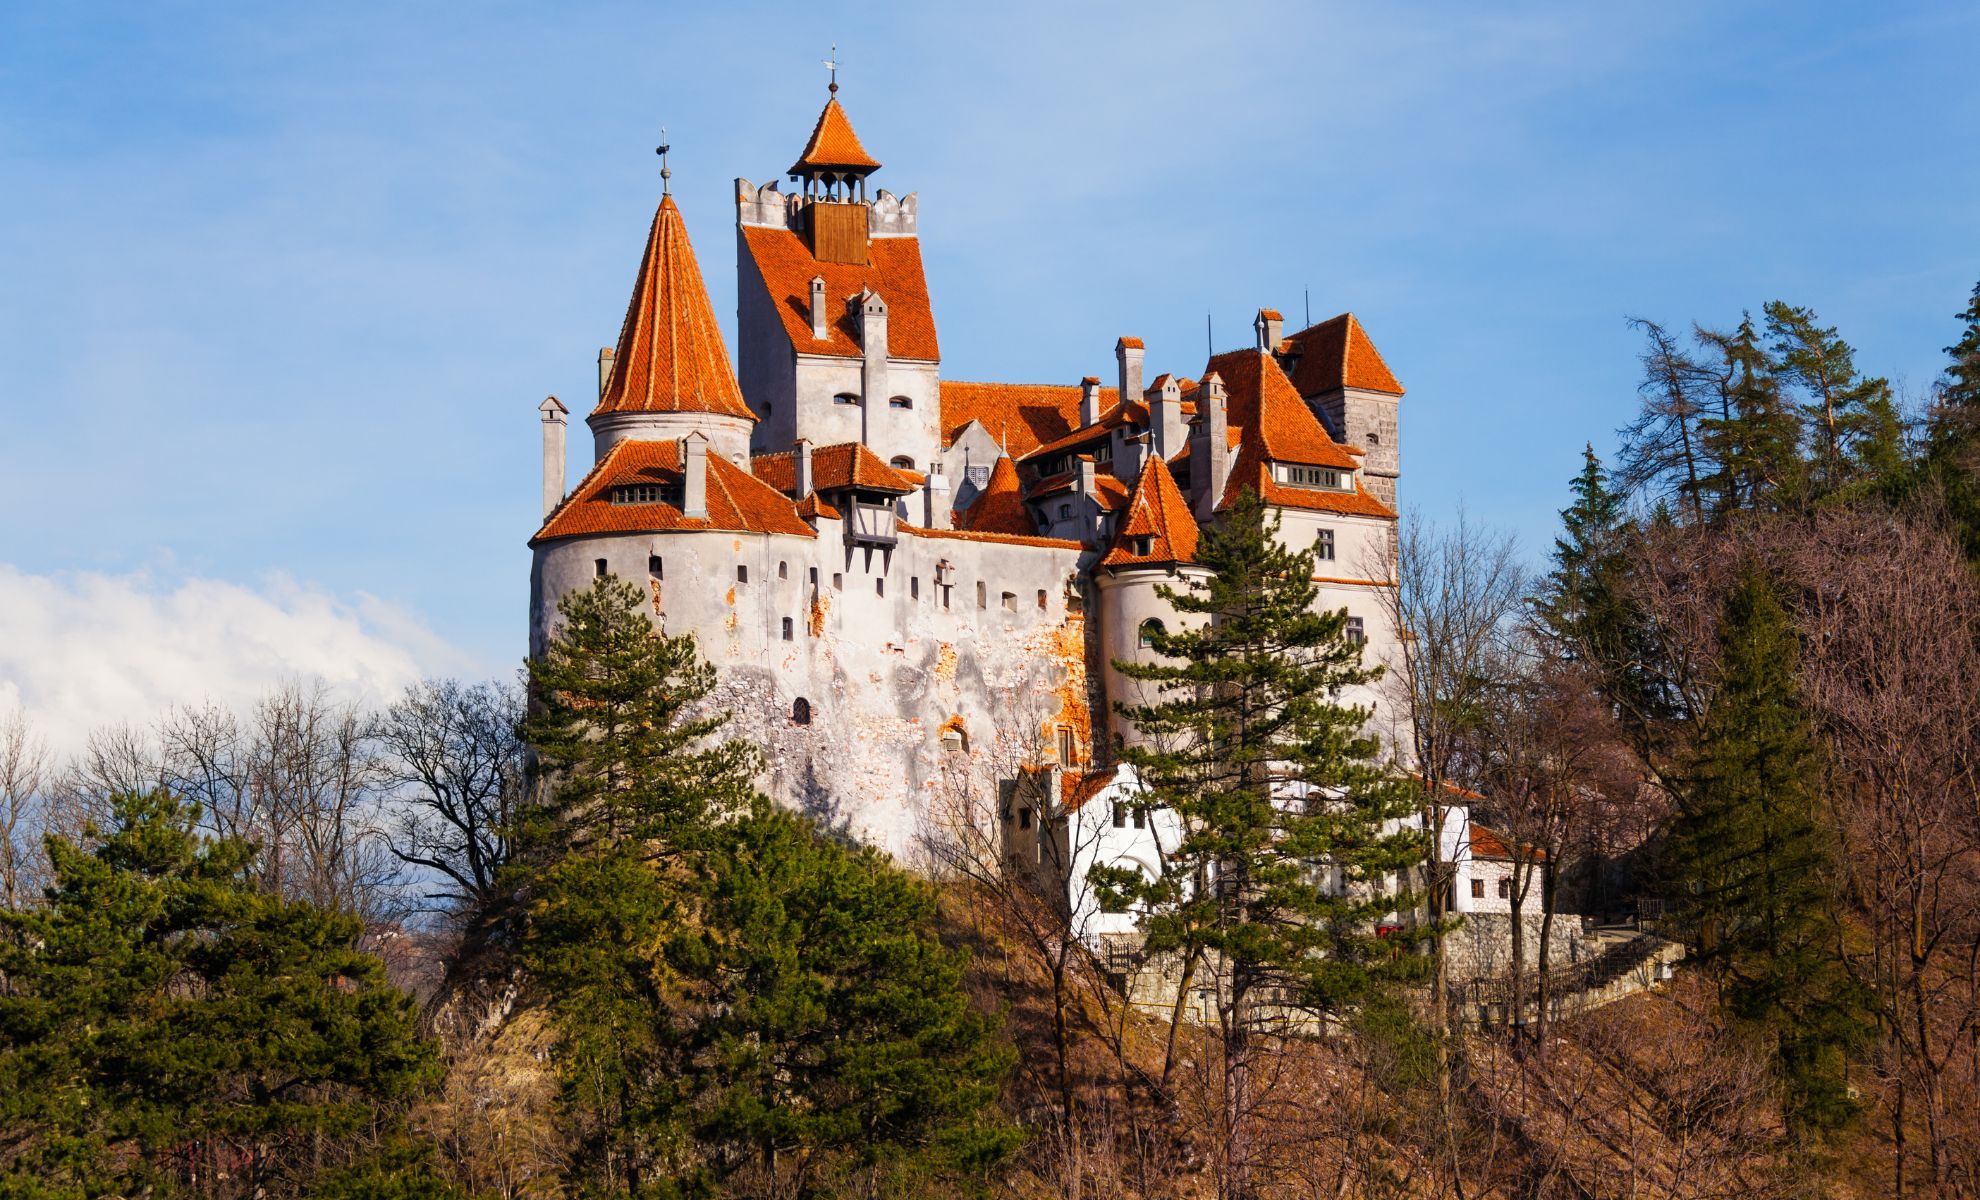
[0,564,471,754]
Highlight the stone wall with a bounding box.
[1444,911,1587,983]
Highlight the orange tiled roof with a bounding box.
[596,196,755,422]
[904,525,1083,550]
[940,381,1118,455]
[532,439,814,544]
[1208,349,1359,471]
[1280,312,1404,396]
[1470,822,1545,862]
[788,97,881,174]
[1064,768,1118,813]
[1026,469,1132,513]
[1102,457,1199,568]
[957,456,1036,537]
[1221,451,1399,519]
[740,226,938,362]
[751,442,917,496]
[795,492,841,521]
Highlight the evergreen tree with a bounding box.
[1697,317,1807,515]
[1764,301,1905,497]
[1536,445,1631,654]
[1666,567,1870,1139]
[1935,278,1980,418]
[1104,488,1425,1200]
[0,790,439,1199]
[518,574,757,865]
[1924,280,1980,565]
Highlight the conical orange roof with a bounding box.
[595,195,755,422]
[788,97,881,175]
[958,456,1035,537]
[1102,456,1199,568]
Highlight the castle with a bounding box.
[526,85,1408,862]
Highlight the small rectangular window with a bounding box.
[1019,807,1032,830]
[1498,877,1512,900]
[737,565,748,583]
[1111,803,1126,829]
[1057,726,1075,764]
[875,577,885,597]
[648,555,663,577]
[809,567,819,586]
[594,558,608,578]
[941,586,951,611]
[781,617,794,641]
[1345,616,1365,644]
[778,561,788,580]
[832,572,843,591]
[1132,808,1146,830]
[1316,529,1336,561]
[1470,878,1485,899]
[1036,589,1047,609]
[1001,591,1017,612]
[911,577,920,599]
[1058,503,1071,519]
[976,581,987,609]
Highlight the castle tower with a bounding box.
[1093,456,1205,749]
[589,190,758,466]
[733,85,942,480]
[1275,313,1404,509]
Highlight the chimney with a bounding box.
[1115,337,1144,418]
[1151,374,1183,462]
[1198,372,1231,520]
[1120,431,1150,486]
[792,438,813,497]
[682,431,710,519]
[1076,456,1099,531]
[596,348,615,400]
[1080,376,1103,428]
[1254,308,1283,353]
[809,276,828,340]
[923,470,952,530]
[858,289,889,446]
[539,395,569,518]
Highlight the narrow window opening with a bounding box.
[781,617,794,641]
[1018,807,1032,830]
[875,577,885,597]
[889,455,916,471]
[737,564,748,583]
[975,581,987,609]
[888,395,913,410]
[1132,808,1146,830]
[1058,503,1071,519]
[1036,589,1047,609]
[791,697,812,725]
[910,577,920,599]
[1138,618,1164,649]
[833,392,861,406]
[1057,726,1075,765]
[778,561,788,580]
[832,572,843,591]
[808,566,819,586]
[1471,878,1485,899]
[1111,803,1126,830]
[1316,528,1336,561]
[1001,591,1017,612]
[1345,616,1366,644]
[1497,877,1511,900]
[594,558,608,578]
[648,555,663,578]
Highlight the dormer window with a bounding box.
[890,455,916,471]
[1131,535,1153,556]
[613,483,682,506]
[1275,464,1351,491]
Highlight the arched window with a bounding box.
[833,392,862,406]
[1138,618,1165,649]
[939,718,968,754]
[777,561,788,580]
[791,697,811,725]
[888,395,914,409]
[889,455,916,471]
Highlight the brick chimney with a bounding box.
[1080,376,1103,428]
[1150,374,1183,462]
[596,348,615,400]
[1076,456,1099,532]
[1198,372,1231,520]
[539,395,569,518]
[682,431,710,519]
[858,289,889,446]
[1254,308,1283,352]
[1115,337,1144,420]
[809,276,828,340]
[923,470,952,529]
[792,438,813,497]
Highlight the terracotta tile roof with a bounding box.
[795,493,841,521]
[1280,312,1404,396]
[751,442,917,496]
[1102,457,1199,568]
[1221,450,1399,519]
[788,97,881,174]
[956,456,1036,537]
[1258,308,1283,321]
[903,525,1083,550]
[1063,768,1118,813]
[1116,336,1144,350]
[1208,349,1359,471]
[1470,822,1545,862]
[740,226,938,361]
[1021,403,1136,462]
[1026,469,1132,512]
[939,381,1117,454]
[531,439,814,545]
[595,197,756,422]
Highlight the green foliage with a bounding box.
[518,575,757,864]
[1665,567,1871,1139]
[1764,301,1905,499]
[1936,278,1980,416]
[1924,280,1980,566]
[0,791,437,1200]
[1106,488,1428,1015]
[305,1144,465,1200]
[1699,317,1808,515]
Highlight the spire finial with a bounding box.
[823,44,839,95]
[655,126,671,194]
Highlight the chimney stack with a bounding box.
[792,438,813,497]
[1076,456,1099,531]
[1254,309,1283,353]
[809,276,828,340]
[923,470,952,530]
[682,432,710,519]
[858,289,890,446]
[596,348,615,400]
[539,396,569,517]
[1079,376,1103,428]
[1151,374,1184,462]
[1198,372,1231,519]
[1115,338,1144,419]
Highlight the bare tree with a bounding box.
[1618,318,1713,524]
[0,708,49,909]
[371,677,526,913]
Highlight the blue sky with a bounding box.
[2,2,1975,744]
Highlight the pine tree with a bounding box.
[1105,488,1425,1200]
[1537,446,1630,653]
[1765,301,1905,497]
[518,574,757,865]
[1924,280,1980,565]
[1936,279,1980,417]
[1666,567,1870,1139]
[1697,317,1807,515]
[0,790,440,1198]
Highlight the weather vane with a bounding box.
[655,125,671,194]
[824,45,839,95]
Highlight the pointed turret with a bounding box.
[589,194,757,464]
[789,96,881,181]
[1102,456,1198,569]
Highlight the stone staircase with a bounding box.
[1449,926,1685,1028]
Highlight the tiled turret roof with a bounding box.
[1102,457,1199,568]
[788,97,881,175]
[957,456,1036,537]
[596,196,755,422]
[1280,312,1404,396]
[740,228,939,361]
[751,442,918,496]
[531,439,813,545]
